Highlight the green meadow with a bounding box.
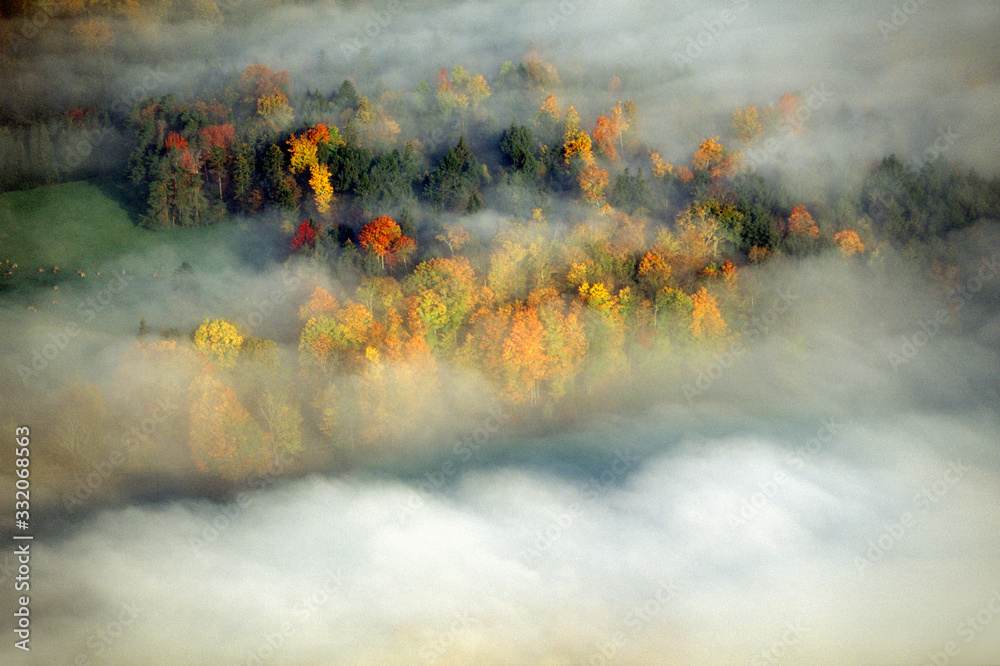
[0,180,274,296]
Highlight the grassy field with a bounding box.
[0,181,151,271]
[0,180,282,295]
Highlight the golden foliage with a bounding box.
[309,162,333,214]
[193,319,244,368]
[690,288,727,339]
[578,163,610,204]
[541,93,560,119]
[833,229,865,256]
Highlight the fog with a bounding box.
[1,224,998,663]
[2,0,999,174]
[2,0,1000,663]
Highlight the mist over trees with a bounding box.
[1,1,1000,663]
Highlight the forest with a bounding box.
[3,50,1000,480]
[2,1,999,663]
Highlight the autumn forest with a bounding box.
[2,0,1000,663]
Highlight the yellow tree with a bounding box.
[692,136,725,172]
[188,371,270,479]
[834,229,865,256]
[256,93,293,133]
[309,163,333,214]
[541,93,560,119]
[733,105,762,142]
[536,294,587,399]
[690,288,727,339]
[578,163,610,204]
[467,74,492,105]
[563,118,594,167]
[287,132,318,174]
[650,151,673,177]
[193,319,244,368]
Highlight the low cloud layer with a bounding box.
[3,225,999,663]
[2,1,999,663]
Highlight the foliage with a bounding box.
[193,319,245,368]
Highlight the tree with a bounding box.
[290,219,318,252]
[638,251,673,297]
[404,256,478,350]
[592,115,619,161]
[309,163,333,214]
[188,371,270,479]
[357,146,420,214]
[833,229,865,256]
[732,105,763,142]
[578,163,609,204]
[287,131,319,174]
[608,168,651,214]
[502,305,549,404]
[359,215,414,269]
[231,142,255,210]
[690,288,727,339]
[425,136,486,211]
[787,205,818,237]
[541,93,560,119]
[436,224,470,255]
[692,136,725,172]
[193,319,244,368]
[499,124,540,178]
[563,122,594,167]
[238,64,290,104]
[299,285,339,321]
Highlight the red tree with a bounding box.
[291,220,318,251]
[359,215,415,269]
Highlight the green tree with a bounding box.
[425,136,486,211]
[499,124,540,179]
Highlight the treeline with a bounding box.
[9,54,1000,485]
[120,59,1000,256]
